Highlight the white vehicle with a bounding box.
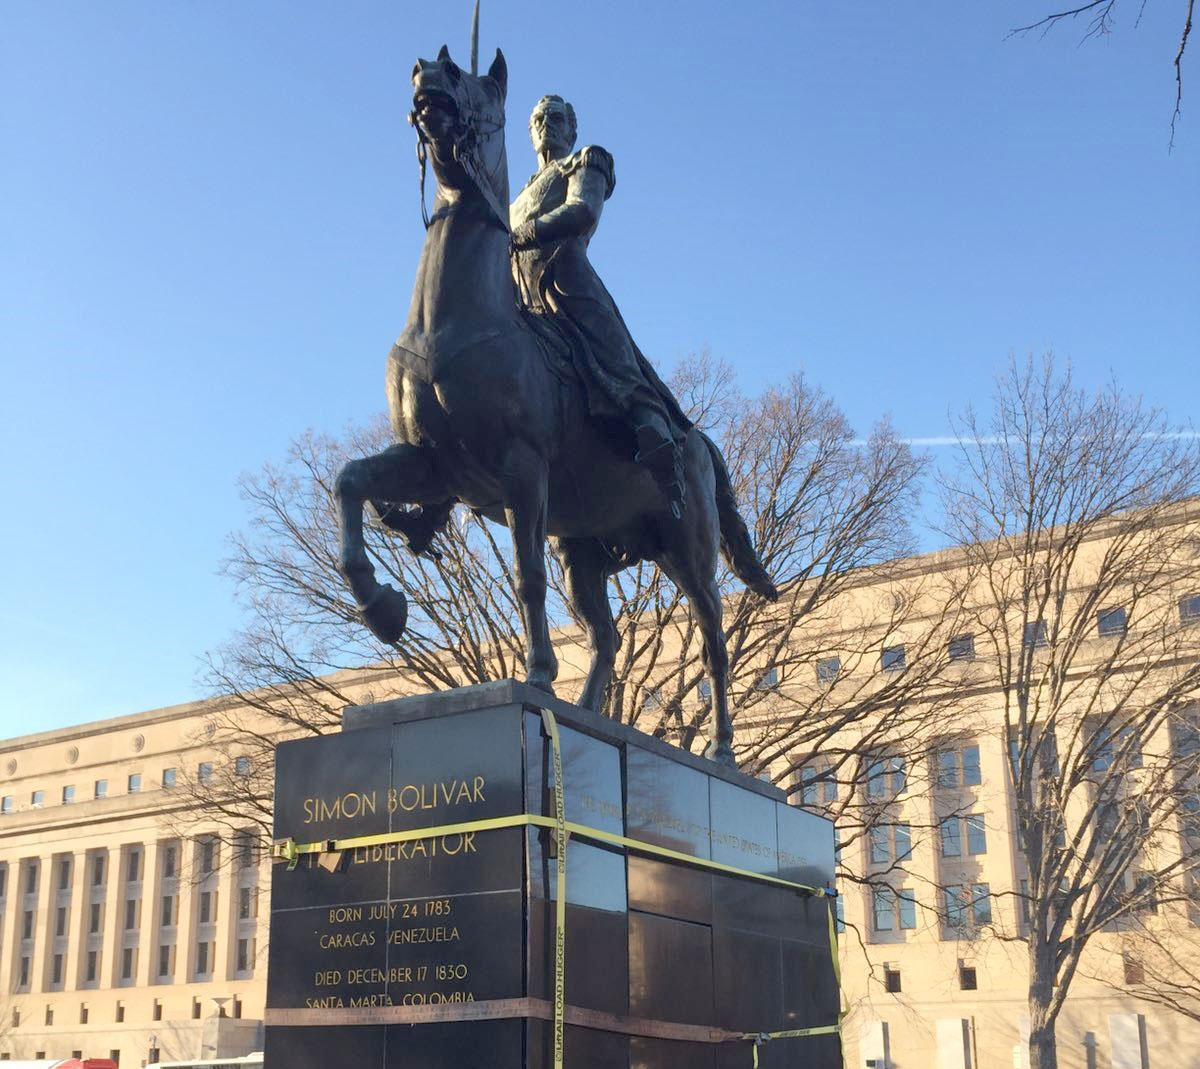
[146,1057,263,1069]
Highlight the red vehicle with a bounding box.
[3,1061,118,1069]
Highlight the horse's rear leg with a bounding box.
[336,443,441,643]
[501,442,558,692]
[556,537,616,711]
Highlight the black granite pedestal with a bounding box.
[264,681,841,1068]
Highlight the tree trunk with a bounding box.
[1028,939,1059,1069]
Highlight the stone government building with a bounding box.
[2,525,1200,1067]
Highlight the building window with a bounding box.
[26,862,37,894]
[233,996,242,1019]
[124,899,137,930]
[1180,594,1200,623]
[58,857,70,889]
[1091,723,1143,773]
[80,1003,88,1024]
[52,953,63,985]
[800,764,838,805]
[237,937,253,972]
[1097,606,1127,636]
[89,902,101,934]
[127,850,140,882]
[94,779,107,800]
[162,895,174,927]
[869,823,912,864]
[944,885,967,928]
[18,956,30,989]
[1019,879,1032,925]
[816,656,841,683]
[1023,620,1048,650]
[127,773,141,793]
[85,950,97,983]
[238,886,256,920]
[940,817,962,858]
[153,999,162,1021]
[1,796,11,814]
[11,1008,19,1028]
[880,645,906,672]
[45,1005,53,1026]
[199,890,214,924]
[937,744,982,788]
[867,754,906,799]
[195,941,212,977]
[1131,871,1158,913]
[163,843,177,878]
[161,767,177,789]
[199,838,216,873]
[115,1000,125,1022]
[872,888,895,932]
[192,998,201,1019]
[22,910,33,939]
[948,633,976,661]
[754,667,779,691]
[198,761,214,785]
[158,944,172,978]
[31,790,44,808]
[970,883,992,925]
[966,814,987,854]
[959,963,978,990]
[55,906,67,937]
[1123,955,1144,985]
[62,784,75,804]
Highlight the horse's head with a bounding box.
[411,45,509,228]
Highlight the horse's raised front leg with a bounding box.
[501,441,558,691]
[336,443,441,644]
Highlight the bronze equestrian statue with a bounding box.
[334,46,776,764]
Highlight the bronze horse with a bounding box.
[335,46,775,764]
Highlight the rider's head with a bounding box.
[529,95,577,160]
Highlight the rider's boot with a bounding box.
[634,420,685,520]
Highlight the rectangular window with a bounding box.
[121,948,133,980]
[1,796,11,814]
[970,884,992,925]
[894,823,912,861]
[153,999,162,1021]
[25,862,37,894]
[62,784,75,804]
[869,827,890,864]
[1132,872,1158,913]
[1123,955,1144,985]
[89,902,101,934]
[940,817,962,857]
[199,890,214,924]
[45,1005,53,1026]
[80,1004,88,1024]
[94,779,107,800]
[58,857,70,890]
[1180,594,1200,623]
[937,749,958,789]
[1024,620,1048,649]
[127,851,140,883]
[52,953,63,985]
[816,656,841,683]
[85,950,97,983]
[116,1000,125,1023]
[198,761,214,785]
[200,838,216,873]
[962,745,982,786]
[884,966,901,992]
[196,940,211,976]
[161,767,177,789]
[966,814,987,855]
[161,895,174,927]
[948,633,976,661]
[943,885,966,928]
[755,667,779,690]
[18,956,30,988]
[163,844,177,878]
[959,964,978,990]
[56,905,67,937]
[237,937,251,972]
[1097,606,1127,636]
[898,888,917,930]
[22,910,33,940]
[872,888,895,932]
[1019,879,1031,925]
[31,790,44,807]
[1092,723,1143,772]
[127,773,141,793]
[867,755,905,798]
[881,644,906,672]
[238,886,255,920]
[158,944,171,978]
[124,899,137,930]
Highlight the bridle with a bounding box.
[409,75,509,235]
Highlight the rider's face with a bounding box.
[531,106,572,159]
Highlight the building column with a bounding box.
[0,856,23,994]
[29,853,55,992]
[213,837,239,981]
[135,838,161,988]
[175,836,197,982]
[63,849,89,990]
[100,845,123,987]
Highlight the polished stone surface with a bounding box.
[265,684,840,1068]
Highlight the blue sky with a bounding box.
[1,1,1196,735]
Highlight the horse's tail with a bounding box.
[701,433,778,601]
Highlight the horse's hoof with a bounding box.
[704,740,736,768]
[361,584,408,644]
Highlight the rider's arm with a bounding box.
[531,165,608,244]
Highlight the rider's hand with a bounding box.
[511,220,539,249]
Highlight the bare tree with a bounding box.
[940,354,1200,1069]
[1009,1,1195,143]
[190,357,953,875]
